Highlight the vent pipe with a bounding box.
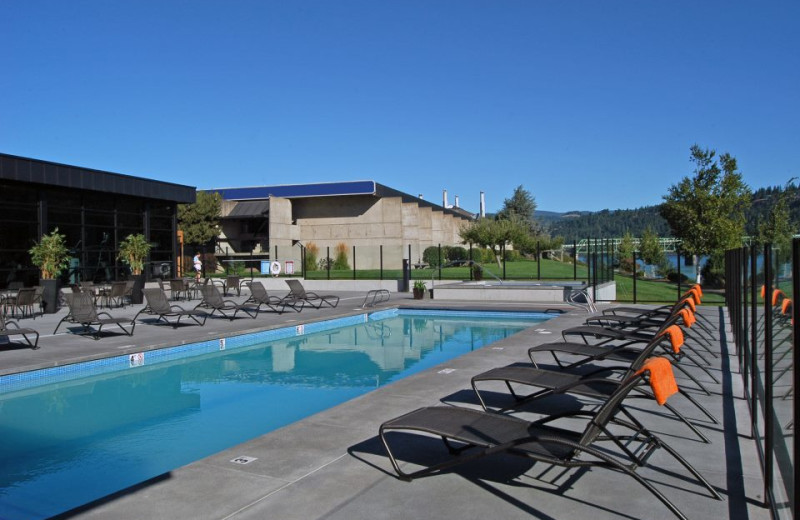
[480,191,486,218]
[418,194,424,200]
[443,189,448,208]
[454,195,460,208]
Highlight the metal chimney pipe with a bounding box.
[443,189,448,208]
[418,194,424,200]
[480,191,486,217]
[454,195,460,208]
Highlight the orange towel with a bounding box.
[691,284,703,298]
[761,285,765,299]
[635,357,679,406]
[689,287,702,304]
[678,308,695,328]
[781,298,792,315]
[658,325,684,353]
[772,289,785,307]
[682,297,696,313]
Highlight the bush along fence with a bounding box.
[725,241,797,520]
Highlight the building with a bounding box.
[0,153,196,287]
[209,181,475,271]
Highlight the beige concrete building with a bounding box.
[209,181,475,272]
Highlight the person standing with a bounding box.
[193,252,202,282]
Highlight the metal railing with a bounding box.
[725,241,797,520]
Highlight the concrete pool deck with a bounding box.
[0,287,770,520]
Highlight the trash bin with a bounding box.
[401,259,411,292]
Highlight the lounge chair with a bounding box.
[195,285,258,320]
[285,279,339,308]
[379,357,721,520]
[135,288,209,328]
[470,323,717,442]
[244,281,303,313]
[56,291,135,339]
[0,313,40,349]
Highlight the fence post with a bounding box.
[326,246,331,281]
[352,245,356,281]
[438,243,442,281]
[380,245,383,281]
[301,245,306,280]
[763,243,773,507]
[632,251,637,304]
[573,239,577,280]
[537,241,541,280]
[502,243,506,280]
[676,248,682,300]
[469,243,473,281]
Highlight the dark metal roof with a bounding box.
[0,152,196,203]
[208,181,474,220]
[211,181,376,201]
[224,200,270,218]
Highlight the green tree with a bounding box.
[459,216,531,267]
[756,178,798,263]
[496,185,537,222]
[178,191,222,246]
[660,145,751,283]
[616,231,636,274]
[639,227,671,278]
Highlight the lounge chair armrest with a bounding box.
[96,311,114,319]
[169,305,186,312]
[4,319,22,330]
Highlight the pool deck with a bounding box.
[0,287,770,520]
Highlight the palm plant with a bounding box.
[118,233,152,275]
[29,228,70,279]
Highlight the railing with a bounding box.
[725,241,797,520]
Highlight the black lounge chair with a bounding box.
[244,281,303,313]
[0,313,39,349]
[195,285,258,320]
[379,358,722,520]
[471,323,717,442]
[285,279,339,308]
[56,292,135,339]
[135,288,208,328]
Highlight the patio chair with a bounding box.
[103,281,129,308]
[379,357,721,520]
[470,323,717,442]
[285,279,339,309]
[0,313,40,349]
[57,291,135,339]
[224,275,242,296]
[195,285,258,320]
[244,281,303,314]
[135,288,208,328]
[169,279,190,301]
[6,287,38,319]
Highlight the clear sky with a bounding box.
[1,1,797,214]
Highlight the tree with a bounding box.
[459,216,531,267]
[616,231,636,274]
[496,185,540,235]
[639,226,671,278]
[756,178,798,263]
[660,145,751,283]
[178,191,222,246]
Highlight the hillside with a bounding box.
[536,183,800,240]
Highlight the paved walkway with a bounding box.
[0,287,770,520]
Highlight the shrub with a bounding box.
[447,246,468,262]
[422,246,442,267]
[333,242,349,270]
[503,249,522,262]
[304,242,319,272]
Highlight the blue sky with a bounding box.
[1,1,797,214]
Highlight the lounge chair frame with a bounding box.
[135,288,208,328]
[0,313,40,349]
[285,279,339,309]
[195,285,258,320]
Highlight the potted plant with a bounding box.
[118,233,152,304]
[413,280,427,299]
[471,263,484,281]
[29,228,70,313]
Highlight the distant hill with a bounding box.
[535,183,800,240]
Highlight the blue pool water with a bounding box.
[0,309,550,519]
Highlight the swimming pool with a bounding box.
[0,308,551,519]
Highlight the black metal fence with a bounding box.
[725,241,797,519]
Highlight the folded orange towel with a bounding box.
[635,357,679,405]
[782,298,792,315]
[682,297,696,313]
[691,284,703,298]
[658,325,684,353]
[772,289,785,307]
[678,308,695,328]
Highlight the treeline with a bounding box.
[540,183,800,240]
